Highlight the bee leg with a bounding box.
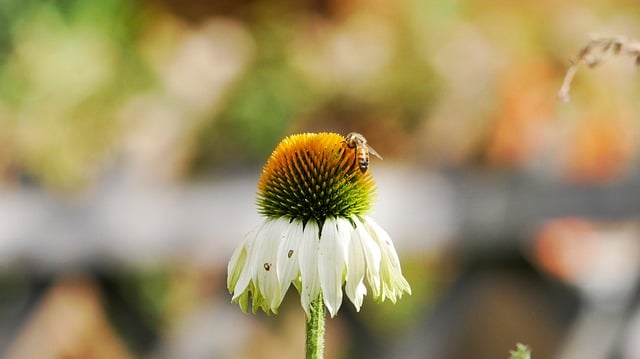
[348,150,360,173]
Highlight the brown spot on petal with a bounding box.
[263,263,271,271]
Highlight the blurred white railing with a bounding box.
[0,166,456,269]
[2,165,640,269]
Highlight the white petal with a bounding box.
[345,219,367,311]
[231,225,260,301]
[277,219,304,299]
[254,218,286,310]
[299,220,321,318]
[228,237,248,292]
[245,221,269,284]
[363,216,411,302]
[318,218,349,317]
[353,216,382,299]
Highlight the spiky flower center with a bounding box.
[257,133,375,224]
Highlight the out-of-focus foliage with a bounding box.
[0,0,152,189]
[0,0,442,187]
[191,3,439,171]
[2,0,640,189]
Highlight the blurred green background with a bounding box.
[2,0,640,358]
[2,0,640,187]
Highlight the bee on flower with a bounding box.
[343,132,383,173]
[227,132,410,318]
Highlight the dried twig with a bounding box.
[558,35,640,102]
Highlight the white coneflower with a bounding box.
[227,132,410,358]
[228,132,410,317]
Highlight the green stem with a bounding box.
[305,294,325,359]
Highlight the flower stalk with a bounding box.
[305,294,325,359]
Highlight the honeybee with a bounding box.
[343,132,383,173]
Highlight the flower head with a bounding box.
[227,132,410,317]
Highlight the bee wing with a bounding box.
[366,144,383,160]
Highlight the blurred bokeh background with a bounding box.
[1,0,640,358]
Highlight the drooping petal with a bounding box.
[363,216,411,302]
[253,219,286,312]
[227,234,248,293]
[299,220,321,317]
[236,285,250,313]
[230,228,265,312]
[353,216,382,299]
[230,225,261,301]
[318,218,349,317]
[277,219,304,299]
[250,282,268,314]
[345,219,367,311]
